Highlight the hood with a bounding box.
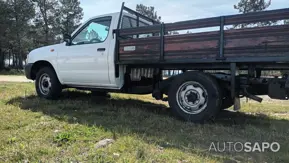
[27,43,63,63]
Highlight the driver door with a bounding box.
[57,17,112,86]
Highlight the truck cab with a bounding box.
[25,11,153,90]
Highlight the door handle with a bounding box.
[97,48,106,52]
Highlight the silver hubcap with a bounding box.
[39,73,52,95]
[176,81,208,114]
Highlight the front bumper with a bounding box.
[25,63,33,80]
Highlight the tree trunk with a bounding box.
[16,31,23,69]
[8,50,11,67]
[15,12,23,69]
[12,53,16,67]
[39,1,49,45]
[0,48,4,70]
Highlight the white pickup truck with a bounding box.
[25,3,289,122]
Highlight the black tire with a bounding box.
[35,67,62,100]
[168,71,222,122]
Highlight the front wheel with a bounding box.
[35,67,62,100]
[168,72,222,122]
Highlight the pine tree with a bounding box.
[56,0,83,36]
[6,0,35,68]
[0,0,12,70]
[234,0,272,28]
[136,4,161,22]
[32,0,60,45]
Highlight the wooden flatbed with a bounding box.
[115,7,289,68]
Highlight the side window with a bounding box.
[72,17,111,45]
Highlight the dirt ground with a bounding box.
[0,75,32,83]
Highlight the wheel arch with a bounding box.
[160,71,221,94]
[30,60,60,82]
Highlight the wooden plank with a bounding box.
[119,25,161,36]
[165,17,220,31]
[119,37,160,46]
[165,50,217,60]
[119,44,159,54]
[225,36,289,49]
[165,41,218,51]
[119,55,159,61]
[225,52,289,58]
[165,31,219,42]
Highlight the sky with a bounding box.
[80,0,288,23]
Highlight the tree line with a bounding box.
[0,0,83,70]
[0,0,287,73]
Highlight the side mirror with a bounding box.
[63,34,71,46]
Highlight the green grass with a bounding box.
[0,69,24,75]
[1,83,289,162]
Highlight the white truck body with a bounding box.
[27,12,142,90]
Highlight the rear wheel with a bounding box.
[35,67,62,100]
[168,72,222,122]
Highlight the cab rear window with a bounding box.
[121,16,152,38]
[122,16,149,29]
